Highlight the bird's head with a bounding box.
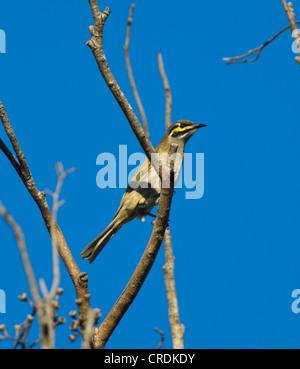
[166,120,206,144]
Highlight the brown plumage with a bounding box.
[81,120,206,263]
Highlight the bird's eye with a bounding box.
[180,123,185,129]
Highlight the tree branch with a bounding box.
[0,201,52,347]
[86,1,156,163]
[92,143,178,349]
[154,327,165,349]
[223,21,300,65]
[123,3,150,138]
[157,53,184,349]
[45,162,76,299]
[0,202,41,309]
[157,53,172,129]
[0,99,91,327]
[163,228,185,349]
[86,2,182,349]
[0,138,22,177]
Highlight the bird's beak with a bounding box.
[195,124,207,129]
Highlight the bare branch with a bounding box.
[0,138,22,177]
[154,327,165,349]
[163,228,185,349]
[0,202,49,347]
[86,2,156,164]
[0,103,31,179]
[81,308,101,349]
[92,144,178,349]
[0,202,41,306]
[86,2,179,348]
[47,162,76,299]
[124,4,150,138]
[157,53,173,129]
[0,99,91,326]
[223,21,300,65]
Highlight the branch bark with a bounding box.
[86,1,183,348]
[0,202,41,309]
[87,0,155,163]
[157,52,185,349]
[92,143,178,349]
[157,53,172,129]
[223,21,300,65]
[0,100,91,327]
[0,202,51,347]
[163,228,185,349]
[123,3,150,138]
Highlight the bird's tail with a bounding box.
[81,218,122,263]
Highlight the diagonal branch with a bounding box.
[46,162,76,299]
[0,137,22,177]
[0,202,41,307]
[86,1,155,164]
[123,3,150,138]
[0,99,91,326]
[223,21,300,65]
[0,103,31,179]
[92,143,178,349]
[157,53,173,129]
[154,327,165,349]
[0,202,48,346]
[86,1,180,348]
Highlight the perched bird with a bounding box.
[81,120,206,263]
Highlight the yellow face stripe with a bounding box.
[172,126,190,133]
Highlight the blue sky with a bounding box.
[0,0,300,349]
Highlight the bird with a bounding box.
[81,120,206,263]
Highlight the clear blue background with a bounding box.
[0,0,300,349]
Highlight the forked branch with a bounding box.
[86,1,185,348]
[87,0,155,163]
[122,8,184,349]
[92,143,178,349]
[223,20,300,65]
[0,100,91,327]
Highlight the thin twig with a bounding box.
[223,21,300,64]
[123,4,150,138]
[0,202,41,306]
[87,1,156,165]
[39,163,75,348]
[157,53,172,129]
[0,138,22,177]
[0,100,91,326]
[0,202,46,346]
[81,308,101,349]
[47,162,76,299]
[154,327,164,349]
